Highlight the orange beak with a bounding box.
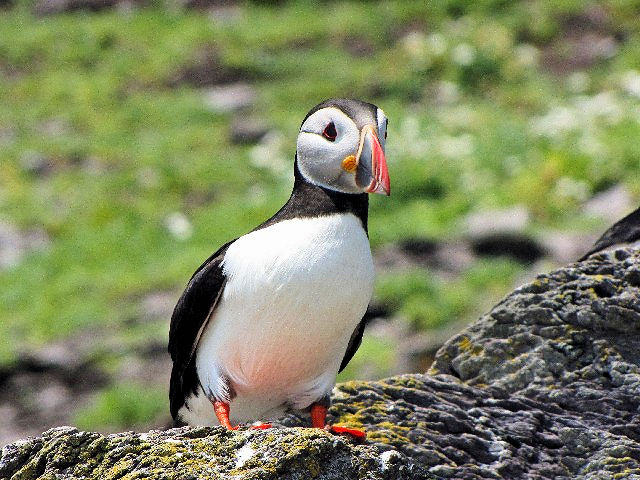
[356,124,390,196]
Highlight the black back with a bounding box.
[580,206,640,260]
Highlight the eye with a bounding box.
[322,122,337,141]
[384,120,388,139]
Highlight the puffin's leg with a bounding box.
[213,401,238,430]
[310,403,329,428]
[310,400,366,440]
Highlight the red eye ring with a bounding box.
[323,122,337,141]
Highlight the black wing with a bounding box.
[338,317,367,373]
[168,241,232,419]
[580,207,640,260]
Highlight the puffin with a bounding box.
[168,98,390,436]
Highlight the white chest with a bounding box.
[195,213,374,402]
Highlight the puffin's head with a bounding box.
[296,98,390,196]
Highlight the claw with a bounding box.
[250,423,272,430]
[329,425,366,440]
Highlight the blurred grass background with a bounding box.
[1,0,640,443]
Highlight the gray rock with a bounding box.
[0,426,424,479]
[539,230,600,264]
[0,221,49,270]
[203,83,256,112]
[584,184,633,223]
[3,248,640,478]
[230,116,269,144]
[19,151,52,177]
[464,206,546,264]
[375,238,475,274]
[431,247,640,477]
[168,50,253,88]
[139,290,177,321]
[32,0,144,15]
[464,205,530,238]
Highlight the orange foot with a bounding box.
[213,402,272,431]
[327,425,366,440]
[250,423,272,430]
[311,403,366,441]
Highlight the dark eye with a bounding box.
[322,122,337,141]
[384,121,388,139]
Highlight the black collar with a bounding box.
[255,158,369,234]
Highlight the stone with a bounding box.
[203,83,256,112]
[539,230,600,264]
[32,0,145,15]
[19,151,53,177]
[464,205,530,237]
[3,248,640,478]
[0,221,50,270]
[464,206,547,264]
[375,238,475,274]
[470,232,546,264]
[584,184,633,223]
[0,426,424,479]
[168,50,253,88]
[229,116,269,145]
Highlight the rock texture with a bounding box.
[2,248,640,479]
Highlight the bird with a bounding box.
[580,206,640,260]
[168,98,390,437]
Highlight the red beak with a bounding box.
[357,125,390,196]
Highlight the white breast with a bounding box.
[194,213,374,421]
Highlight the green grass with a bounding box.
[2,0,640,429]
[376,259,522,330]
[74,383,167,431]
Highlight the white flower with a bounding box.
[566,72,590,93]
[514,44,539,68]
[400,31,428,61]
[530,106,578,138]
[554,177,589,202]
[578,134,605,157]
[165,212,193,241]
[575,91,622,124]
[621,70,640,98]
[436,80,460,104]
[427,33,447,56]
[249,131,289,175]
[452,43,475,66]
[398,115,430,157]
[438,133,475,158]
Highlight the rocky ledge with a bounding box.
[2,248,640,479]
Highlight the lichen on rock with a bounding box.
[2,248,640,479]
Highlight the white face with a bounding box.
[296,106,388,194]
